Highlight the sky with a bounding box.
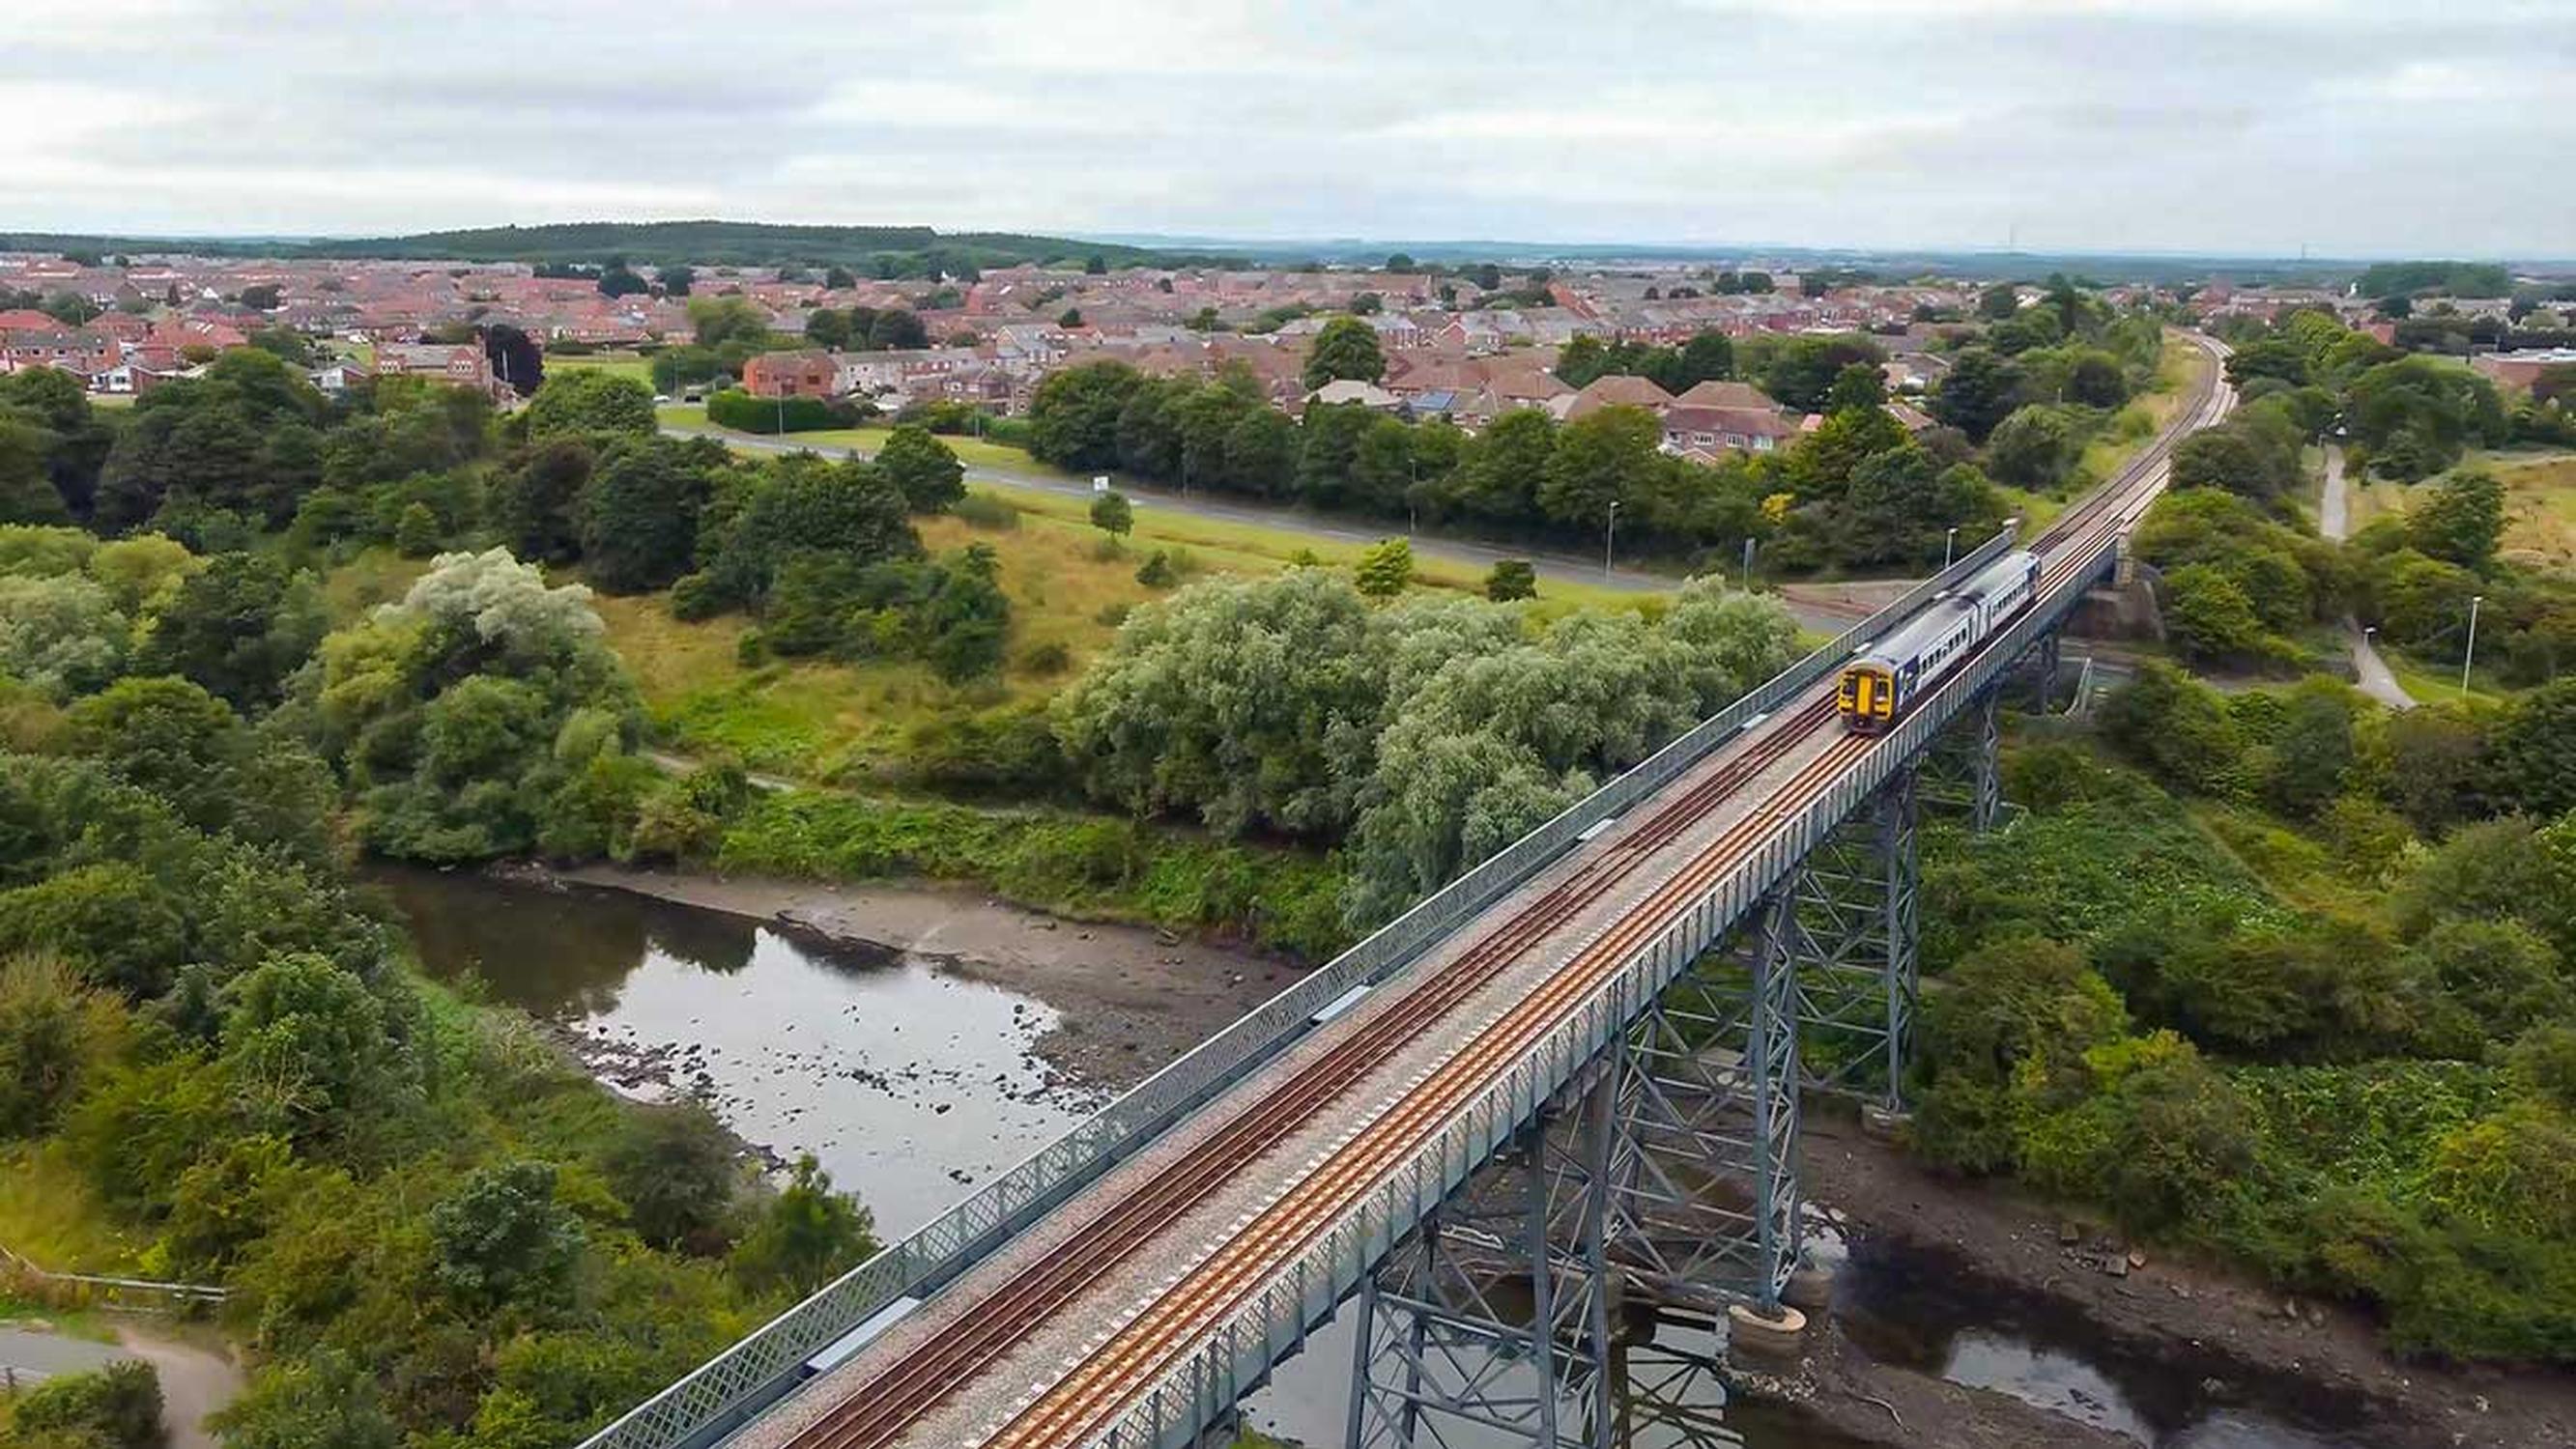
[9,0,2574,258]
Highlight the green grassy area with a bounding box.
[548,353,654,387]
[316,546,433,622]
[0,1144,145,1276]
[655,405,1045,471]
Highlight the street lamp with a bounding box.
[1943,526,1960,571]
[1741,536,1758,591]
[2462,594,2484,696]
[1603,499,1619,578]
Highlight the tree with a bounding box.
[1089,490,1133,545]
[1674,330,1734,390]
[1028,361,1142,469]
[1354,538,1415,598]
[1931,347,2024,442]
[2408,468,2505,569]
[1823,362,1885,414]
[580,440,718,592]
[1057,306,1084,328]
[1538,406,1660,527]
[1084,254,1109,275]
[480,322,544,398]
[874,425,964,513]
[1977,282,2021,321]
[212,1350,400,1449]
[2488,679,2576,818]
[659,265,694,297]
[1485,559,1537,602]
[428,1159,587,1315]
[1985,405,2083,491]
[1052,570,1392,836]
[493,438,594,566]
[2162,563,2274,664]
[730,1153,874,1295]
[1303,317,1387,391]
[525,369,657,440]
[604,1103,739,1252]
[0,953,116,1138]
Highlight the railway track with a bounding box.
[785,336,2231,1449]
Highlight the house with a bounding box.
[1669,379,1782,412]
[309,358,375,394]
[1659,404,1799,456]
[1560,374,1674,421]
[375,342,497,395]
[1307,379,1403,411]
[741,350,837,400]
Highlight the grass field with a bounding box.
[548,353,654,387]
[0,1144,143,1274]
[655,404,1050,471]
[2333,447,2576,566]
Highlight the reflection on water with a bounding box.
[1942,1330,2153,1441]
[1839,1237,2366,1448]
[378,866,1099,1235]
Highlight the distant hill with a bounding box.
[0,220,1247,271]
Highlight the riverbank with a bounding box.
[1795,1118,2576,1449]
[536,863,1301,1092]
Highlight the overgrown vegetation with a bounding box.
[0,525,880,1443]
[1913,671,2576,1363]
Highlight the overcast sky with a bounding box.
[10,0,2573,258]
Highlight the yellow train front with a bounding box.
[1836,551,2042,734]
[1838,661,1898,733]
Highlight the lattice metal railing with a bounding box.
[1082,537,2121,1449]
[579,529,2030,1449]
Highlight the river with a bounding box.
[383,867,2369,1449]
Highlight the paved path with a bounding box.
[115,1327,242,1449]
[0,1324,128,1386]
[2319,444,2414,709]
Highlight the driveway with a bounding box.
[0,1323,242,1449]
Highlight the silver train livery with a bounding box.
[1837,551,2042,733]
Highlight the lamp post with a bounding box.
[1742,536,1757,591]
[1943,526,1960,571]
[2463,594,2484,697]
[1604,499,1619,578]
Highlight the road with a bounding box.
[2319,443,2414,709]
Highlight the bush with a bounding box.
[952,493,1019,530]
[705,388,840,435]
[7,1359,164,1449]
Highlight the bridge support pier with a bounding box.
[1789,765,1919,1111]
[1346,1083,1616,1449]
[1604,888,1803,1313]
[1923,684,2003,833]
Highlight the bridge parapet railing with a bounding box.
[577,526,2024,1449]
[1085,534,2122,1449]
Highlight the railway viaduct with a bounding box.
[587,335,2235,1449]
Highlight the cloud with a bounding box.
[2,0,2568,255]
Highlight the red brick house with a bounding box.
[741,350,837,399]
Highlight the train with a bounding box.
[1837,550,2043,733]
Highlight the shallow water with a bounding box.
[379,865,1100,1236]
